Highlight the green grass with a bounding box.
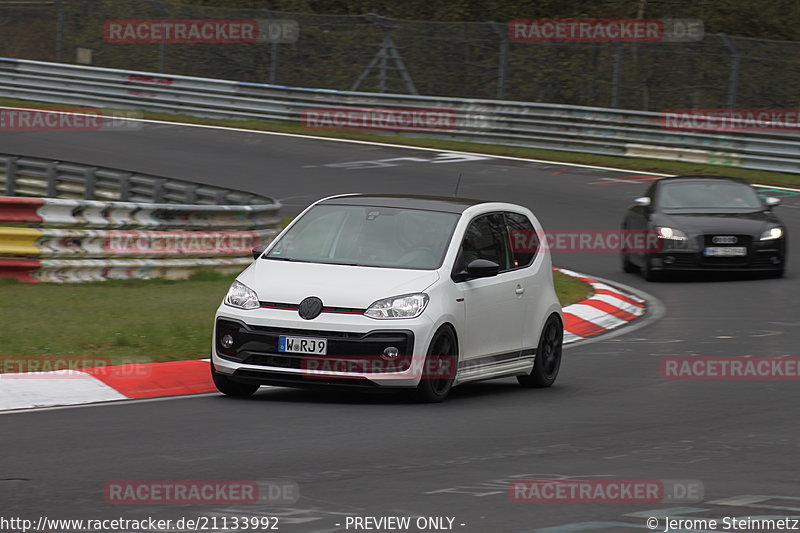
[553,270,593,308]
[0,270,591,369]
[2,96,799,189]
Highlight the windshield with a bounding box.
[265,204,460,269]
[657,181,762,210]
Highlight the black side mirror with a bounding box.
[252,245,267,259]
[465,258,501,278]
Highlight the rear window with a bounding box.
[506,212,538,268]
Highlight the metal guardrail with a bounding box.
[0,152,274,205]
[0,194,281,283]
[2,58,800,174]
[0,152,283,282]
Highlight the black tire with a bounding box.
[413,326,458,403]
[518,314,563,388]
[622,252,638,273]
[642,254,660,282]
[211,362,260,398]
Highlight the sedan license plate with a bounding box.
[278,335,327,355]
[703,246,747,257]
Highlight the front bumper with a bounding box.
[650,237,785,272]
[212,305,438,389]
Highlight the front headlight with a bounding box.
[655,226,688,241]
[365,293,429,319]
[760,227,784,241]
[224,281,259,310]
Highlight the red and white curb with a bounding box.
[556,267,647,344]
[0,360,215,412]
[1,269,647,412]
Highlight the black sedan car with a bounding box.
[621,175,787,280]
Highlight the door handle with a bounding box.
[515,285,525,295]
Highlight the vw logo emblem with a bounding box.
[712,235,737,244]
[298,297,323,320]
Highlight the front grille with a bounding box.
[702,234,752,247]
[216,319,414,370]
[700,234,752,266]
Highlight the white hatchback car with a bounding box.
[212,194,563,402]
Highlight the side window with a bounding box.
[455,214,513,274]
[505,212,538,268]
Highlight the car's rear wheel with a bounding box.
[413,326,458,403]
[518,314,563,388]
[211,362,260,398]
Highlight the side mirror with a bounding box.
[465,258,500,279]
[252,245,267,259]
[765,197,781,208]
[634,197,651,208]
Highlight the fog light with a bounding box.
[381,346,400,360]
[772,256,781,264]
[221,334,234,348]
[664,256,675,265]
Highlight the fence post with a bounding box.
[83,167,97,200]
[4,157,19,196]
[118,173,132,202]
[611,43,623,108]
[491,22,509,101]
[55,0,65,62]
[719,34,740,110]
[153,179,166,203]
[146,0,167,73]
[46,161,59,197]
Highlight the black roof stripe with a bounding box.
[318,194,489,214]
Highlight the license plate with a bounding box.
[703,246,747,257]
[278,335,327,355]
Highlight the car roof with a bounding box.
[318,194,490,214]
[657,175,751,186]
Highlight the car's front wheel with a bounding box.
[641,254,660,281]
[413,326,458,403]
[211,362,260,398]
[518,314,563,388]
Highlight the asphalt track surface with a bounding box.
[1,124,799,532]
